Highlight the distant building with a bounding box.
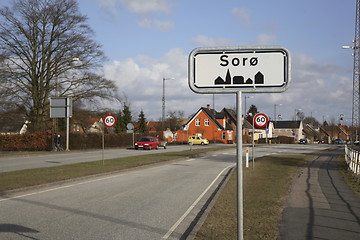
[175,104,236,144]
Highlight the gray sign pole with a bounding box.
[236,91,243,240]
[65,97,71,151]
[188,46,290,240]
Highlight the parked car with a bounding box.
[159,140,167,149]
[335,138,343,144]
[188,136,209,145]
[316,139,325,144]
[298,138,308,144]
[134,137,159,150]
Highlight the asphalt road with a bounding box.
[0,144,333,239]
[0,144,216,173]
[0,143,331,173]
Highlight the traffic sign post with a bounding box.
[254,113,269,128]
[126,123,135,147]
[188,46,291,240]
[252,113,269,169]
[103,114,116,128]
[102,114,117,165]
[50,97,72,151]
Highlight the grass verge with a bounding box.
[337,155,360,198]
[194,154,309,240]
[0,147,230,194]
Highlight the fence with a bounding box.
[344,145,360,179]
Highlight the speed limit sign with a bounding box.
[254,113,269,128]
[103,114,116,128]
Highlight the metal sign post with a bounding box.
[50,97,72,151]
[103,114,117,165]
[188,46,290,240]
[252,113,269,169]
[236,91,243,240]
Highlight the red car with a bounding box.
[134,137,159,150]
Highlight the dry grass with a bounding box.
[194,154,309,240]
[337,155,360,198]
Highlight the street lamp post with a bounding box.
[162,78,173,132]
[244,95,254,116]
[294,108,302,121]
[65,58,81,151]
[274,103,282,122]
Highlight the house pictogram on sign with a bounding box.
[214,69,264,85]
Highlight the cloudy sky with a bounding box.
[6,0,357,123]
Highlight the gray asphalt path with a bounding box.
[0,144,218,173]
[279,147,360,240]
[0,143,331,173]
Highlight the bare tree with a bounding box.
[0,0,118,131]
[166,110,184,131]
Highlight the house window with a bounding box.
[205,119,209,126]
[195,119,200,126]
[222,132,226,140]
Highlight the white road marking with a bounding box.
[0,174,126,202]
[162,163,236,239]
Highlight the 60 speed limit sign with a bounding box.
[254,113,269,128]
[103,114,116,128]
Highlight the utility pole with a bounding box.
[352,0,360,140]
[342,0,360,141]
[162,78,173,132]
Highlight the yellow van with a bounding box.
[188,136,209,145]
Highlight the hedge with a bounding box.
[0,132,160,151]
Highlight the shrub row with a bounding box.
[0,133,51,151]
[0,132,159,151]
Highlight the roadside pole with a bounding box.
[103,114,117,165]
[188,46,290,240]
[236,91,243,240]
[102,125,105,165]
[252,116,255,168]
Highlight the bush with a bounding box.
[0,133,51,151]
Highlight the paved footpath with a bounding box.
[279,148,360,240]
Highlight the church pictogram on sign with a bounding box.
[214,69,264,86]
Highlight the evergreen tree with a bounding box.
[247,104,258,116]
[115,104,132,132]
[137,110,147,133]
[115,110,123,133]
[122,105,132,128]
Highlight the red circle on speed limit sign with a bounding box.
[103,114,116,128]
[254,113,268,128]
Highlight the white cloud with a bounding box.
[102,48,352,122]
[255,34,277,45]
[99,0,171,14]
[121,0,171,14]
[98,0,174,30]
[103,48,196,120]
[191,35,234,47]
[231,8,251,22]
[138,18,174,30]
[258,53,352,120]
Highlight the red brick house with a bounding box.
[175,105,236,144]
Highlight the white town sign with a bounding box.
[188,46,291,94]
